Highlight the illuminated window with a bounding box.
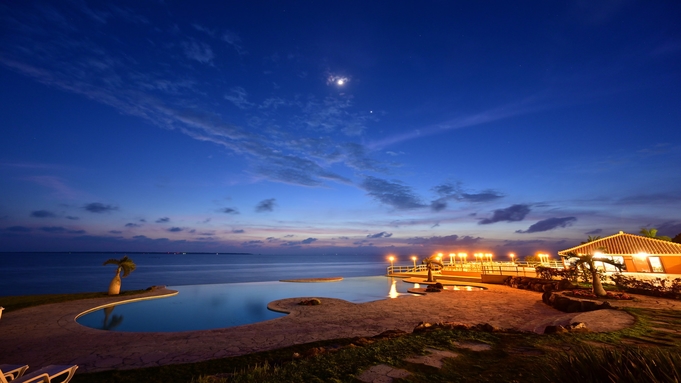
[632,256,651,272]
[604,256,625,272]
[648,257,664,273]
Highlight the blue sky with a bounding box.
[1,1,680,258]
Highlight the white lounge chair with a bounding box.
[0,365,78,383]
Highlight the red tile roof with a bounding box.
[558,232,681,256]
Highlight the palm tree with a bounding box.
[103,256,136,295]
[640,227,672,241]
[422,255,444,282]
[561,249,622,297]
[580,235,602,244]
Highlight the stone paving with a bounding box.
[0,282,652,373]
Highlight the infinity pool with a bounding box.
[77,277,409,332]
[77,277,486,332]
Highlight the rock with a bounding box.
[472,323,498,332]
[298,298,321,305]
[542,283,554,292]
[434,282,444,289]
[413,322,433,332]
[556,280,576,291]
[425,285,442,292]
[567,322,589,332]
[544,325,568,334]
[303,347,326,357]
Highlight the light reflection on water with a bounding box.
[77,276,417,332]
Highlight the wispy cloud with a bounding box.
[224,87,253,109]
[368,97,544,150]
[516,217,577,233]
[256,198,276,212]
[281,237,318,246]
[156,217,170,223]
[479,204,531,225]
[181,40,214,64]
[22,176,80,199]
[30,210,56,218]
[221,30,244,55]
[430,182,504,211]
[83,203,118,213]
[367,231,392,238]
[361,176,426,210]
[219,208,239,214]
[406,235,482,247]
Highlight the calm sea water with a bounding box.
[0,252,393,297]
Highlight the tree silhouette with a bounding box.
[639,228,671,241]
[580,235,602,244]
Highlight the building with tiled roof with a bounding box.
[558,231,681,274]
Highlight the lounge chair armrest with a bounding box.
[25,366,78,383]
[7,372,49,383]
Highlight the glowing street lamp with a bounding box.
[509,253,515,263]
[459,252,467,264]
[388,256,395,273]
[449,253,455,265]
[411,256,417,271]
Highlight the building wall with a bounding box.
[661,255,681,274]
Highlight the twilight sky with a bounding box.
[1,1,680,257]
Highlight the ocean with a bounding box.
[0,252,394,297]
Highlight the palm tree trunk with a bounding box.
[108,268,122,295]
[591,269,606,297]
[427,266,434,282]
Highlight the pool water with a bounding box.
[77,276,418,332]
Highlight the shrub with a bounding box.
[610,274,681,299]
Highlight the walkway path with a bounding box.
[0,283,645,373]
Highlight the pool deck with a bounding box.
[1,281,677,374]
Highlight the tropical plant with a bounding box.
[561,249,622,297]
[103,255,136,295]
[422,254,444,282]
[580,235,601,244]
[672,232,681,244]
[639,227,672,241]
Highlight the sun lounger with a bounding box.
[0,365,28,381]
[0,365,78,383]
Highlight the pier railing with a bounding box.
[387,261,565,276]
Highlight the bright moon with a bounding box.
[337,79,344,85]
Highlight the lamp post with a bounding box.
[449,253,454,266]
[389,256,395,274]
[411,256,417,271]
[510,253,515,264]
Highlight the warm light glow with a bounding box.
[389,256,395,262]
[388,279,398,299]
[635,252,649,259]
[411,256,417,261]
[337,79,344,85]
